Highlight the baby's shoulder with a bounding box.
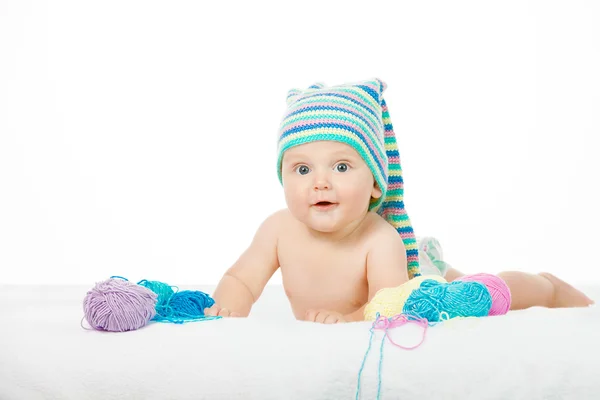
[361,212,405,246]
[265,208,294,225]
[248,209,294,248]
[258,208,298,235]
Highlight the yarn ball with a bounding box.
[137,279,176,317]
[402,279,492,322]
[457,273,512,316]
[153,290,216,323]
[83,278,158,332]
[364,275,447,320]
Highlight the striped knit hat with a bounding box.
[276,78,420,278]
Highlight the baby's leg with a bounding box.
[445,268,594,310]
[444,267,465,283]
[499,271,593,309]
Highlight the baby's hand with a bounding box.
[205,305,241,318]
[305,309,346,324]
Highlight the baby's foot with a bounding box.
[539,273,595,308]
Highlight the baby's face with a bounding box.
[281,141,382,233]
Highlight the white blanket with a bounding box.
[0,284,598,399]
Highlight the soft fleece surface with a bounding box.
[0,284,598,400]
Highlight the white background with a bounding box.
[1,0,598,286]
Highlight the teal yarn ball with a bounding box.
[402,279,492,322]
[137,279,176,316]
[136,279,218,324]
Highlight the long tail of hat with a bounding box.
[378,98,420,278]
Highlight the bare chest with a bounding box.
[277,235,369,317]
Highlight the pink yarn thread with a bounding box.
[457,273,512,316]
[355,314,429,399]
[372,314,429,350]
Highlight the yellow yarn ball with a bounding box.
[364,275,448,321]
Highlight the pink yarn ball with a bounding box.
[457,273,512,316]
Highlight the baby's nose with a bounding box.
[314,182,329,190]
[313,175,331,191]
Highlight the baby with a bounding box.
[206,78,593,323]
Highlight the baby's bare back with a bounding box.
[277,210,383,319]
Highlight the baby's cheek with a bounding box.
[284,186,306,210]
[343,184,372,207]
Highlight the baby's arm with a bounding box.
[344,225,409,322]
[206,212,281,317]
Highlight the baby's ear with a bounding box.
[371,181,383,199]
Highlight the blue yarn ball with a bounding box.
[402,279,492,322]
[136,279,217,323]
[169,290,215,318]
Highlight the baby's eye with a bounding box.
[335,163,349,173]
[295,165,310,175]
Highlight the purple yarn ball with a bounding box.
[83,278,158,332]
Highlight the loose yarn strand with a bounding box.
[356,313,430,400]
[80,316,93,331]
[376,328,386,400]
[355,321,377,400]
[381,314,429,350]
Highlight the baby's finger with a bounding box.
[305,309,318,322]
[315,311,329,324]
[323,313,339,324]
[230,312,241,317]
[205,306,219,316]
[218,308,231,317]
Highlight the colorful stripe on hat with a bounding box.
[377,98,419,276]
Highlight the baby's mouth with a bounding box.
[312,201,337,211]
